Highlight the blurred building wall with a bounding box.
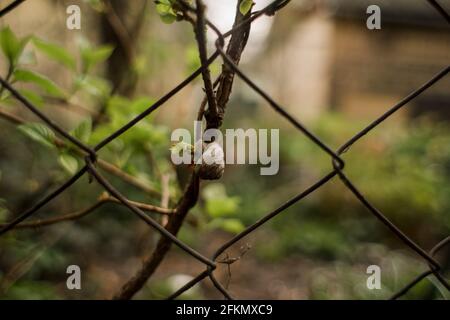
[260,0,450,121]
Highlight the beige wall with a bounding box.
[260,13,334,122]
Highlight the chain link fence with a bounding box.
[0,0,449,300]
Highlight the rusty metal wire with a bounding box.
[0,0,449,300]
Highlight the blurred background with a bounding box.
[0,0,449,299]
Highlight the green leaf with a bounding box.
[206,197,240,218]
[18,122,56,149]
[159,13,177,24]
[203,183,240,218]
[32,37,76,70]
[71,119,92,143]
[74,75,112,99]
[0,90,11,101]
[221,219,245,234]
[156,0,172,14]
[13,69,66,98]
[81,44,114,72]
[58,153,79,175]
[84,0,104,12]
[0,27,30,66]
[203,183,226,199]
[428,276,450,299]
[239,0,254,15]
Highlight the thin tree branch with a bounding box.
[0,201,106,229]
[104,194,175,216]
[102,0,134,64]
[97,159,161,198]
[0,77,97,159]
[42,96,97,117]
[194,0,218,129]
[212,0,252,129]
[0,193,175,230]
[0,107,22,125]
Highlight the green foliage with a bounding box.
[78,37,114,73]
[2,10,448,301]
[208,218,245,234]
[81,45,114,71]
[185,44,201,74]
[74,75,112,100]
[0,29,125,185]
[307,249,441,299]
[71,119,92,143]
[203,183,240,218]
[83,0,105,12]
[0,27,30,67]
[278,114,450,227]
[91,95,168,151]
[0,16,196,301]
[2,281,60,299]
[428,276,450,299]
[0,30,114,106]
[260,219,353,261]
[58,153,79,175]
[32,37,76,71]
[227,113,450,271]
[156,0,178,24]
[13,69,66,98]
[239,0,254,15]
[184,45,221,76]
[202,183,244,234]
